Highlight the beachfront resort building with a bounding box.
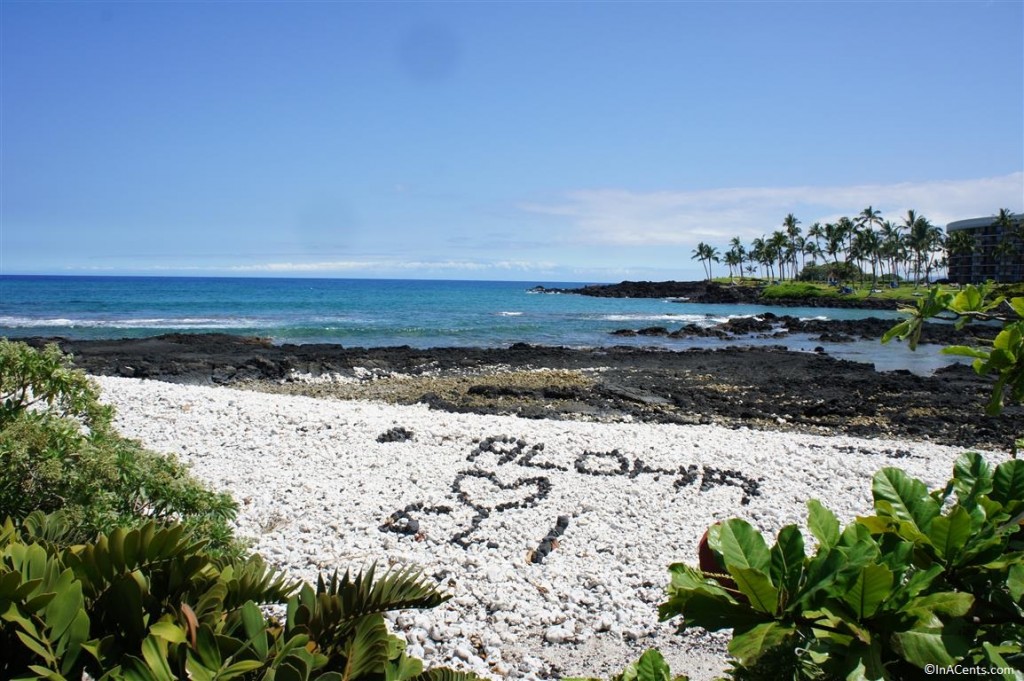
[945,213,1023,283]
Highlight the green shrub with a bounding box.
[759,282,839,300]
[0,339,239,555]
[653,453,1023,679]
[884,283,1023,419]
[0,512,479,680]
[796,262,863,284]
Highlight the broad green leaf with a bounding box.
[952,452,993,507]
[195,624,221,671]
[927,507,972,563]
[1009,564,1024,602]
[769,525,805,604]
[872,468,939,535]
[881,320,913,344]
[727,622,794,667]
[727,567,779,614]
[184,652,216,681]
[140,636,175,681]
[982,642,1024,681]
[26,664,65,681]
[148,621,186,645]
[219,660,266,679]
[797,546,848,609]
[42,569,83,643]
[668,591,771,632]
[16,630,56,664]
[992,459,1024,507]
[272,659,307,681]
[662,563,736,621]
[1010,297,1024,318]
[240,600,269,659]
[718,519,771,574]
[942,345,990,360]
[807,499,840,549]
[841,564,893,620]
[634,648,673,681]
[905,592,974,618]
[894,624,969,667]
[844,639,886,681]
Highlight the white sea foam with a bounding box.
[0,316,263,329]
[497,311,524,317]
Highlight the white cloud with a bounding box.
[521,172,1024,246]
[73,258,560,275]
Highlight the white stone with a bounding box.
[92,375,1008,681]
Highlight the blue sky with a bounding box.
[2,1,1022,282]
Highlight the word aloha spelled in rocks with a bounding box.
[379,433,761,554]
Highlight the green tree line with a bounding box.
[691,207,1022,287]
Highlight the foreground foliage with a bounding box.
[0,511,479,680]
[0,339,239,554]
[655,453,1023,679]
[0,340,481,680]
[883,283,1024,418]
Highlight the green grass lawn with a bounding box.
[714,278,978,303]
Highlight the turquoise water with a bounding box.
[0,275,955,373]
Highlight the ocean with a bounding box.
[0,275,955,373]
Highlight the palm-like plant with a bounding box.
[768,230,789,281]
[879,220,903,284]
[723,249,742,281]
[852,227,883,289]
[750,237,768,280]
[902,210,936,287]
[944,229,976,282]
[782,213,802,280]
[823,222,843,266]
[1,515,476,680]
[992,208,1023,280]
[836,216,856,264]
[691,242,719,281]
[728,237,747,279]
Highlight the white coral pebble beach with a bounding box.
[93,376,1005,681]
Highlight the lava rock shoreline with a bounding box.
[26,333,1022,451]
[531,280,900,309]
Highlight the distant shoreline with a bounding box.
[530,280,902,310]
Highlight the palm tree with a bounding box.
[750,237,769,280]
[783,213,802,280]
[945,229,976,283]
[907,218,943,285]
[857,206,884,234]
[807,222,825,265]
[691,242,719,281]
[992,208,1022,280]
[903,210,927,286]
[769,230,789,281]
[853,227,883,289]
[879,220,903,284]
[803,238,822,268]
[823,222,844,266]
[836,217,856,264]
[723,249,742,281]
[728,237,747,280]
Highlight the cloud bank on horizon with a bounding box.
[525,172,1024,247]
[61,171,1023,281]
